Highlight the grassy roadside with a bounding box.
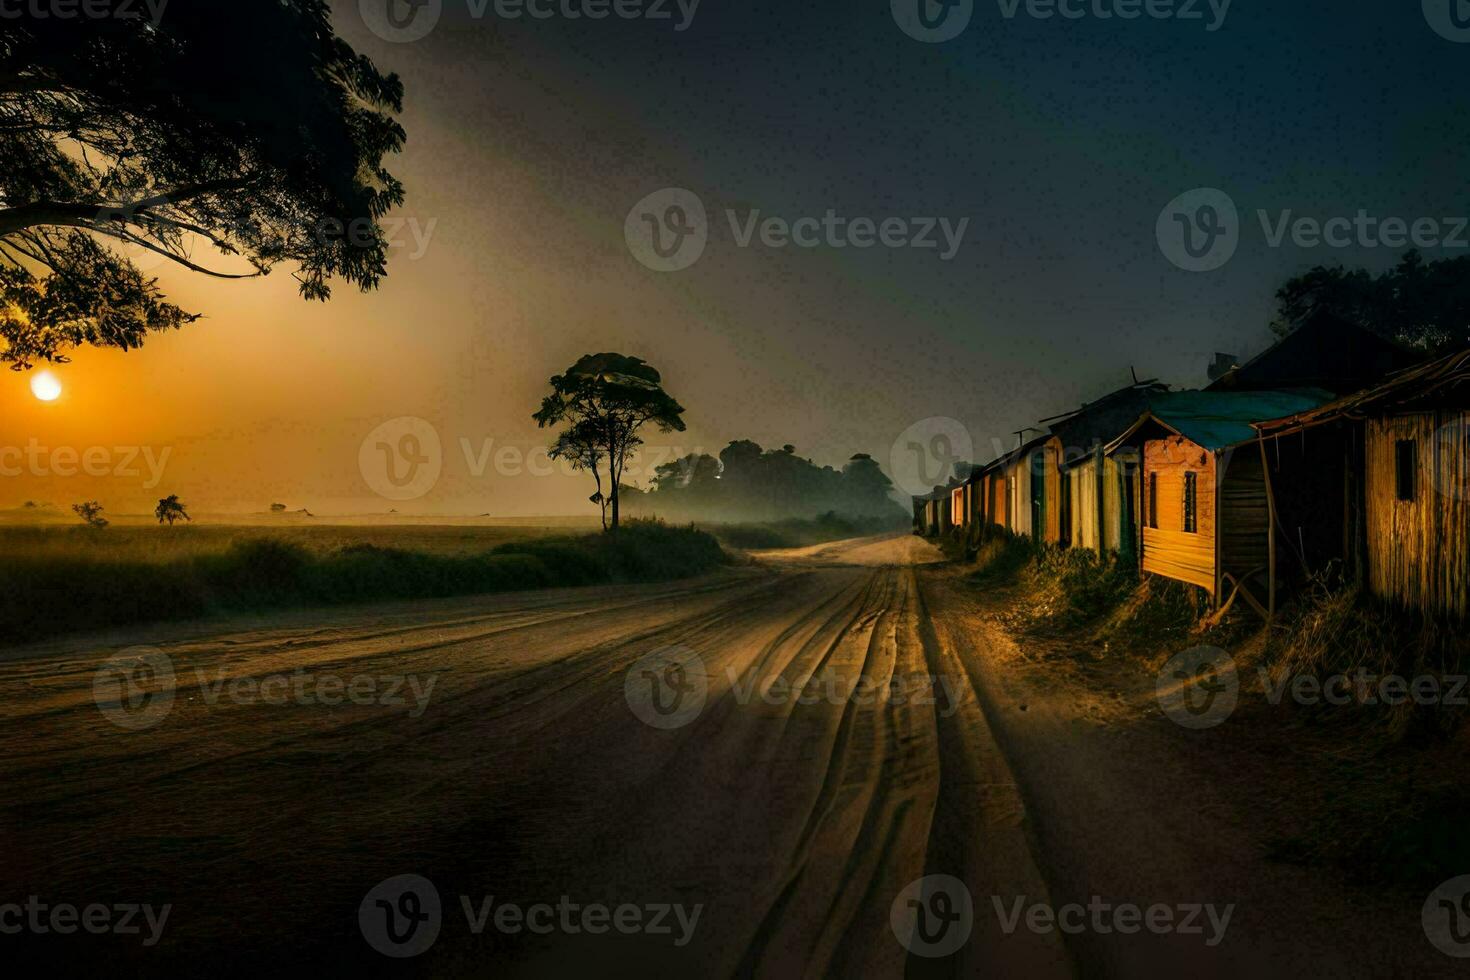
[950,527,1470,888]
[0,520,727,644]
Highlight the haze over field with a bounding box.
[7,3,1469,515]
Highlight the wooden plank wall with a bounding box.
[990,473,1007,530]
[1070,458,1101,551]
[1102,455,1125,553]
[1008,460,1032,538]
[1142,436,1217,593]
[1366,411,1470,618]
[1218,449,1270,581]
[1043,441,1063,544]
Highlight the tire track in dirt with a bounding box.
[2,534,1063,978]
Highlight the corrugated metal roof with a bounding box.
[1109,389,1335,452]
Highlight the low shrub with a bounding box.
[0,520,727,643]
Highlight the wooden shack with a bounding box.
[1065,448,1142,556]
[1107,390,1334,610]
[985,434,1051,540]
[1038,380,1168,553]
[1254,349,1470,618]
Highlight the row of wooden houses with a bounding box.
[914,315,1470,619]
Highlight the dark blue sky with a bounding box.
[339,0,1470,479]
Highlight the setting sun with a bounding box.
[29,370,62,402]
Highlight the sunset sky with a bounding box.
[4,1,1468,516]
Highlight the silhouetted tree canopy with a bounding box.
[71,500,106,528]
[0,1,406,368]
[549,419,610,530]
[534,353,686,530]
[1272,250,1470,355]
[155,494,190,525]
[628,442,905,524]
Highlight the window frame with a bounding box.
[1395,439,1416,502]
[1182,471,1197,534]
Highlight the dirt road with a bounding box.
[0,535,1059,975]
[0,535,1452,975]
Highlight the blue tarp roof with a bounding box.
[1112,389,1335,451]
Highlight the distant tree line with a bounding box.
[621,441,907,524]
[1272,249,1470,354]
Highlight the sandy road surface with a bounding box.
[0,534,1065,977]
[5,535,1444,976]
[922,568,1461,980]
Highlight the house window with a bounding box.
[1147,472,1159,529]
[1395,440,1416,502]
[1183,472,1197,533]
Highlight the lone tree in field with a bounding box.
[549,419,610,530]
[155,495,190,526]
[71,500,107,529]
[534,353,686,531]
[0,2,406,369]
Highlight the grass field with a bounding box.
[0,518,595,562]
[0,515,724,643]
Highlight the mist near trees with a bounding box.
[621,441,907,525]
